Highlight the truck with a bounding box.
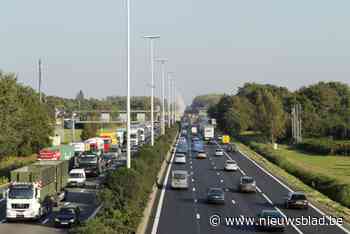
[116,128,126,146]
[84,137,104,153]
[222,135,230,144]
[98,131,118,146]
[70,142,89,156]
[137,126,146,144]
[6,160,69,221]
[38,145,75,169]
[203,125,215,141]
[130,128,140,147]
[77,152,104,176]
[191,126,198,135]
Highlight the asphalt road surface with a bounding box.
[153,133,350,234]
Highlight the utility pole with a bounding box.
[291,103,302,143]
[126,0,131,169]
[38,59,43,103]
[156,58,168,135]
[143,35,160,146]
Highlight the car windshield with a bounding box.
[209,189,223,195]
[176,154,185,158]
[226,161,236,164]
[59,208,75,215]
[79,156,97,163]
[8,186,34,199]
[291,194,306,200]
[216,149,222,152]
[242,177,254,184]
[130,134,137,138]
[173,173,187,180]
[70,173,83,178]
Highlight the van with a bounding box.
[68,168,86,187]
[171,170,189,189]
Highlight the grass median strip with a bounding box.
[236,142,350,225]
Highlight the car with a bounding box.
[192,137,200,142]
[285,192,308,209]
[207,187,225,204]
[54,206,80,227]
[68,169,86,187]
[215,148,224,156]
[197,151,207,159]
[171,170,189,189]
[226,143,238,152]
[239,176,256,193]
[208,138,216,145]
[174,153,186,164]
[224,160,238,171]
[255,210,285,232]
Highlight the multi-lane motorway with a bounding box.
[153,132,350,234]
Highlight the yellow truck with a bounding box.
[98,131,118,145]
[222,135,230,144]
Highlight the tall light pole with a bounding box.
[167,72,173,128]
[143,35,160,146]
[38,59,43,103]
[126,0,131,169]
[171,77,175,126]
[156,58,168,135]
[173,80,176,124]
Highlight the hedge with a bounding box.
[238,137,350,208]
[70,126,179,234]
[297,138,350,156]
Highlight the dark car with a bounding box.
[54,206,80,227]
[207,187,225,204]
[285,192,308,209]
[255,210,285,232]
[208,138,216,145]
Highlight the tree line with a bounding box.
[207,82,350,143]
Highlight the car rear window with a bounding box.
[242,177,254,184]
[291,194,306,200]
[173,173,187,180]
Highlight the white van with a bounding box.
[171,170,189,189]
[68,169,86,187]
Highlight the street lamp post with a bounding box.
[156,58,168,135]
[126,0,131,169]
[143,35,160,146]
[167,72,173,128]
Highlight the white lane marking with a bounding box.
[220,179,224,183]
[275,207,303,234]
[42,217,50,224]
[237,149,350,234]
[192,187,196,192]
[232,200,236,205]
[256,186,262,193]
[238,168,246,175]
[262,193,274,205]
[216,172,220,176]
[191,178,195,183]
[151,136,180,234]
[196,213,201,220]
[190,161,192,164]
[194,199,198,203]
[190,165,193,169]
[213,166,216,170]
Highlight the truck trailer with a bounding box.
[38,145,75,169]
[6,160,69,221]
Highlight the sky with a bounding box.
[1,0,350,104]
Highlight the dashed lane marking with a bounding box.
[196,213,200,220]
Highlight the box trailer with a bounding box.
[6,160,69,221]
[38,145,75,169]
[203,125,215,141]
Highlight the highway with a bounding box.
[153,132,350,234]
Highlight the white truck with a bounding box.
[116,128,126,146]
[130,128,140,147]
[204,125,215,141]
[191,126,198,135]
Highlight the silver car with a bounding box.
[171,170,189,189]
[239,176,256,193]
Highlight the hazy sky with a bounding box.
[1,0,350,104]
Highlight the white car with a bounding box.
[215,148,224,156]
[68,168,86,187]
[224,160,238,171]
[174,153,186,164]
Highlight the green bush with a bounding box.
[297,138,350,156]
[242,140,350,208]
[71,126,179,234]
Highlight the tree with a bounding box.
[254,90,286,143]
[80,124,98,141]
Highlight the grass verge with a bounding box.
[236,142,350,225]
